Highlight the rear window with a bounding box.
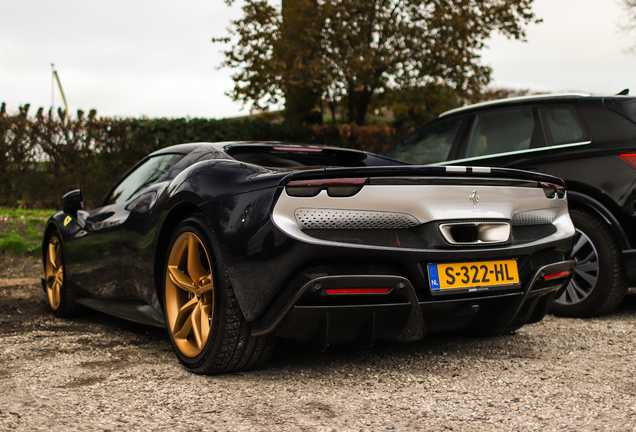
[384,118,463,164]
[465,108,536,158]
[227,146,369,169]
[541,106,589,145]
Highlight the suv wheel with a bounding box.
[550,209,628,317]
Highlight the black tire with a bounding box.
[550,208,628,317]
[44,232,81,317]
[162,215,275,374]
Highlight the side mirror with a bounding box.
[61,189,83,217]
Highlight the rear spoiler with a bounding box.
[279,165,566,188]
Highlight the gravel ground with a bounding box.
[1,254,635,431]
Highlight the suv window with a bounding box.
[384,117,464,164]
[465,108,536,158]
[541,106,588,145]
[108,154,181,205]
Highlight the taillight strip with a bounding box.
[325,288,391,294]
[286,178,368,197]
[544,270,570,280]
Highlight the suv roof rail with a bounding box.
[440,93,592,117]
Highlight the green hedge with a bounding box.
[0,103,401,209]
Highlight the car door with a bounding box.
[540,104,594,180]
[66,153,182,299]
[65,203,129,298]
[449,107,550,172]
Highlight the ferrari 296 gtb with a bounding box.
[42,142,576,374]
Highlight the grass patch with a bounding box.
[0,207,55,256]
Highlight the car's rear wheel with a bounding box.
[163,215,274,374]
[550,209,627,317]
[44,233,81,317]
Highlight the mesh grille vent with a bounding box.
[512,210,558,226]
[295,209,419,230]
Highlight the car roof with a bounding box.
[149,141,371,157]
[439,93,636,117]
[149,142,270,155]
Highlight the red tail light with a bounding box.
[544,270,570,280]
[619,153,636,170]
[325,288,390,295]
[286,178,368,197]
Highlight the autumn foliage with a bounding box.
[215,0,540,125]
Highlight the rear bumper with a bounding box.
[252,259,575,348]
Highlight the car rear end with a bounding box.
[244,165,575,349]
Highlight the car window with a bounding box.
[108,154,181,205]
[465,108,535,158]
[384,118,463,164]
[541,106,588,145]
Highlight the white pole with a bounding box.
[51,63,55,114]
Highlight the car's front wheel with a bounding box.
[44,232,81,317]
[163,215,274,374]
[550,209,627,317]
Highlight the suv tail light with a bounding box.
[619,153,636,170]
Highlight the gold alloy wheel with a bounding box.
[165,232,215,357]
[45,236,64,310]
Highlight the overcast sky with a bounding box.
[1,0,635,119]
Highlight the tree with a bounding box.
[389,83,462,130]
[214,0,325,125]
[215,0,540,125]
[620,0,636,53]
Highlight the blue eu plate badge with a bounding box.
[428,264,441,291]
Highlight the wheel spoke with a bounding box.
[565,282,582,303]
[570,234,587,257]
[54,244,63,268]
[173,297,198,334]
[196,278,214,295]
[572,281,591,298]
[578,250,596,266]
[576,261,598,273]
[191,303,203,349]
[174,315,193,341]
[49,243,58,269]
[51,281,61,308]
[200,302,212,343]
[168,265,197,293]
[187,234,208,288]
[575,269,597,287]
[56,267,64,285]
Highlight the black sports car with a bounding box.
[43,142,575,374]
[384,93,636,317]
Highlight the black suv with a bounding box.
[385,93,636,317]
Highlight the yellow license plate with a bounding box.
[427,260,519,291]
